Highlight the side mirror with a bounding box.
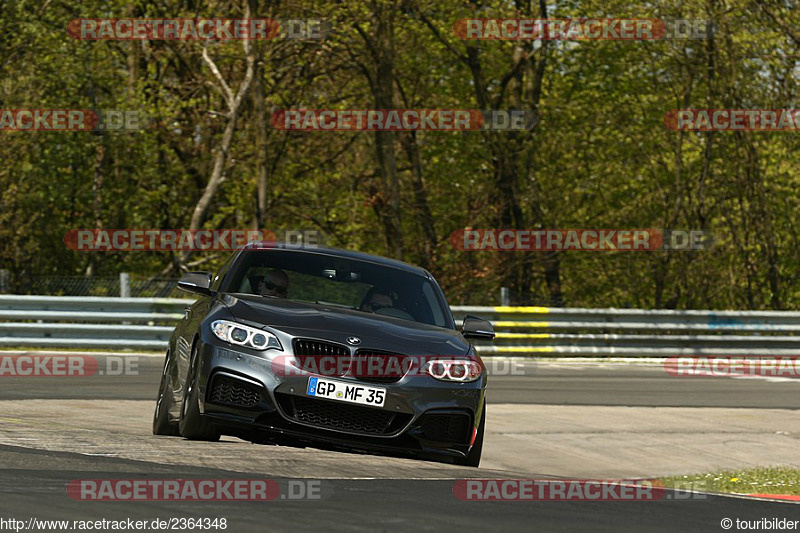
[177,271,214,297]
[461,315,495,340]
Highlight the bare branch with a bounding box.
[202,45,234,106]
[415,9,468,65]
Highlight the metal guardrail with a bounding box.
[0,295,190,350]
[450,306,800,356]
[1,295,798,356]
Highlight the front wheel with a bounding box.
[179,343,220,441]
[456,404,485,467]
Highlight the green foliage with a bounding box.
[0,0,797,308]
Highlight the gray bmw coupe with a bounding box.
[153,244,494,466]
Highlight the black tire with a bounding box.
[152,351,180,436]
[179,343,220,441]
[457,404,485,467]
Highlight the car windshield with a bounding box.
[223,249,449,328]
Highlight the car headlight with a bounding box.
[425,359,482,382]
[211,320,282,351]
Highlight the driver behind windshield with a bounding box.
[250,268,289,298]
[360,288,393,313]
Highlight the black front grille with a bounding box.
[276,393,411,435]
[208,375,264,409]
[351,349,407,383]
[293,338,350,356]
[418,413,472,444]
[293,339,351,377]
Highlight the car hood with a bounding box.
[220,293,469,356]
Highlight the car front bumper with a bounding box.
[194,342,486,459]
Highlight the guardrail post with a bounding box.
[500,287,510,306]
[0,270,8,294]
[120,272,130,298]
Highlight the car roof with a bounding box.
[239,242,430,277]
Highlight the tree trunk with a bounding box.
[253,60,269,229]
[400,131,436,268]
[371,3,404,260]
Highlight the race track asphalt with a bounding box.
[0,353,797,532]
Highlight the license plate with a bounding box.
[306,377,386,407]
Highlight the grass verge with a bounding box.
[662,467,800,496]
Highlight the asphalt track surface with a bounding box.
[0,354,798,532]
